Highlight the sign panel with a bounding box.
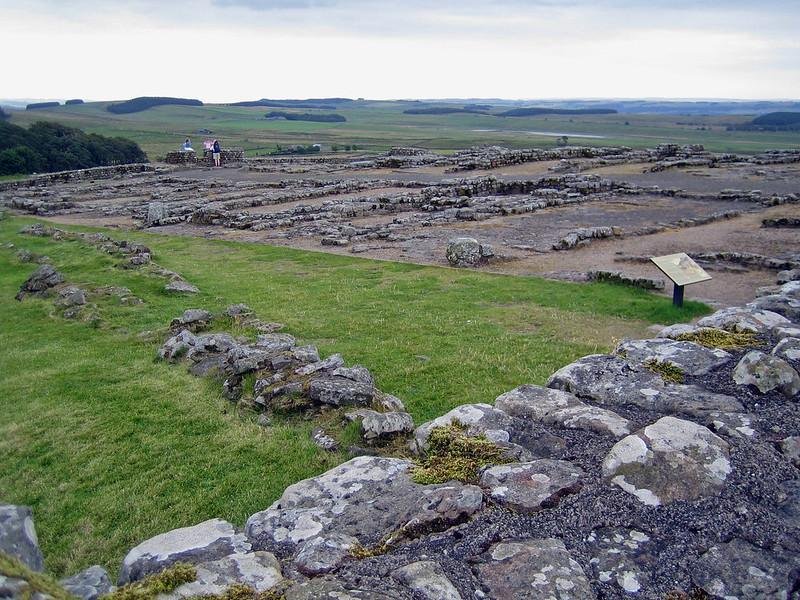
[650,253,712,287]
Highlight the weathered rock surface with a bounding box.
[15,264,64,300]
[749,294,800,323]
[586,528,654,595]
[0,505,44,572]
[615,338,732,376]
[391,561,462,600]
[165,280,199,294]
[55,286,87,308]
[170,309,213,332]
[60,565,113,600]
[345,409,414,440]
[118,518,251,584]
[294,534,358,576]
[145,201,166,226]
[494,384,632,437]
[777,268,800,284]
[308,377,374,407]
[475,538,595,599]
[245,457,482,557]
[547,354,743,417]
[445,237,493,267]
[732,350,800,396]
[772,337,800,363]
[283,576,400,599]
[602,416,731,506]
[163,551,282,599]
[691,539,800,600]
[780,436,800,467]
[696,306,790,333]
[480,459,584,512]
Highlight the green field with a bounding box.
[0,214,709,578]
[7,100,800,160]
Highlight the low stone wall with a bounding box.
[0,163,154,192]
[164,148,245,167]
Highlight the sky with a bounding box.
[2,0,799,102]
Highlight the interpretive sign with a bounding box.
[650,252,711,307]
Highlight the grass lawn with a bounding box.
[0,214,709,579]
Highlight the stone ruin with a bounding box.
[164,148,245,167]
[3,258,800,599]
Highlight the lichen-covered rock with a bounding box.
[254,333,296,353]
[586,528,654,595]
[146,202,166,226]
[479,460,584,512]
[311,427,339,452]
[0,505,44,572]
[118,518,251,584]
[244,457,482,556]
[332,365,375,386]
[15,264,64,300]
[308,376,374,407]
[615,338,731,376]
[602,416,731,506]
[732,350,800,397]
[284,576,402,599]
[494,384,631,437]
[391,561,462,600]
[780,436,800,467]
[224,303,253,318]
[346,409,414,440]
[295,534,358,576]
[295,354,345,376]
[691,539,800,600]
[60,565,113,600]
[772,337,800,363]
[445,237,492,267]
[777,268,800,284]
[161,552,282,599]
[748,294,800,323]
[170,309,213,332]
[158,330,198,361]
[548,354,743,417]
[56,286,87,308]
[475,538,595,600]
[165,280,199,294]
[696,306,789,333]
[412,403,512,453]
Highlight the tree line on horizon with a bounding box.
[0,121,147,176]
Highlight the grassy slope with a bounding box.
[9,101,800,159]
[0,215,708,578]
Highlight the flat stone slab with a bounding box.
[391,561,462,600]
[475,538,595,600]
[163,551,283,599]
[586,528,655,595]
[60,565,113,600]
[245,457,482,556]
[691,539,800,600]
[602,416,731,506]
[118,518,251,584]
[615,338,732,376]
[495,384,632,437]
[164,280,199,294]
[696,306,789,333]
[480,459,584,512]
[547,354,743,417]
[748,295,800,323]
[733,350,800,397]
[773,337,800,362]
[0,505,44,572]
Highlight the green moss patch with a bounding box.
[107,563,196,600]
[411,423,512,484]
[676,328,759,350]
[644,359,685,384]
[0,552,76,600]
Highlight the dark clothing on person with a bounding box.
[213,141,221,153]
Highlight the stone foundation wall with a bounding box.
[0,164,154,192]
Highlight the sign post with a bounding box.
[650,253,711,308]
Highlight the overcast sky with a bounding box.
[2,0,799,102]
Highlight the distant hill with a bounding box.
[497,107,618,117]
[26,102,61,110]
[729,112,800,132]
[265,111,346,122]
[0,107,9,120]
[0,120,147,176]
[107,97,203,114]
[233,98,354,110]
[64,99,84,106]
[404,107,489,115]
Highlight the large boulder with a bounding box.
[391,561,462,600]
[479,460,584,512]
[495,384,631,438]
[0,505,44,572]
[547,354,743,417]
[244,457,482,557]
[118,518,251,584]
[602,416,731,506]
[445,237,493,267]
[732,351,800,397]
[15,264,64,300]
[615,338,732,376]
[475,538,595,599]
[691,539,800,600]
[60,565,113,600]
[161,552,283,599]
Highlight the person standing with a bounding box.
[212,139,221,167]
